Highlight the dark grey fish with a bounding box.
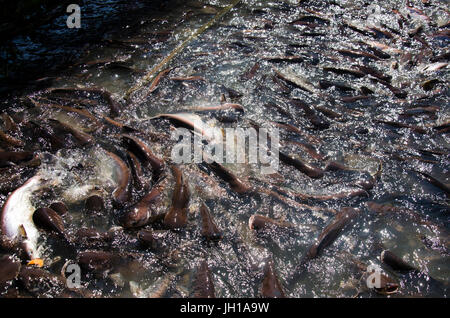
[279,152,324,178]
[261,259,286,298]
[119,186,162,228]
[381,250,416,272]
[288,208,360,288]
[77,250,122,278]
[0,151,34,168]
[49,202,68,216]
[203,161,252,194]
[32,207,65,237]
[18,267,66,297]
[200,203,222,241]
[414,170,450,196]
[163,166,190,230]
[0,255,21,290]
[192,261,215,298]
[122,134,165,183]
[290,99,330,130]
[85,195,105,214]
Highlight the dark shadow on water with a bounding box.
[0,0,173,96]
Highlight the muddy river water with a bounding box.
[0,0,449,298]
